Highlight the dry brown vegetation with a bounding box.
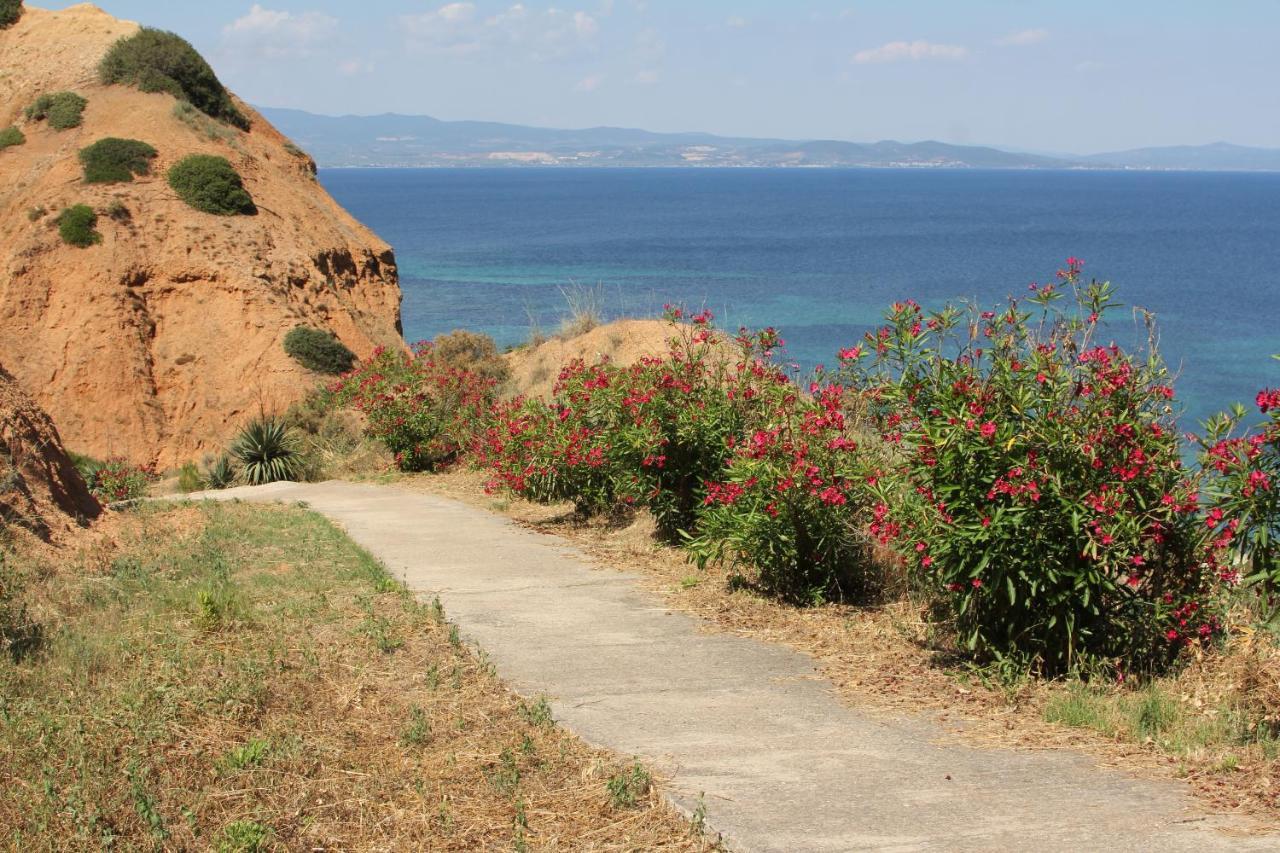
[404,467,1280,832]
[0,502,708,851]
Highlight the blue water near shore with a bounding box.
[320,167,1280,429]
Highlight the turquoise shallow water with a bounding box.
[320,167,1280,430]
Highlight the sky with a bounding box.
[36,0,1280,153]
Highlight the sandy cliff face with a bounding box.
[0,4,403,468]
[0,362,100,543]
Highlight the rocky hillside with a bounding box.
[0,362,100,543]
[0,4,403,468]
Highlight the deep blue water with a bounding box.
[320,167,1280,429]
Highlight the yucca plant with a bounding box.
[230,418,300,485]
[203,454,235,490]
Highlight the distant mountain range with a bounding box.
[259,107,1280,171]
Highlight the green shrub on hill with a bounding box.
[55,204,101,248]
[100,29,248,130]
[78,137,157,183]
[0,0,22,29]
[167,154,255,215]
[25,92,87,130]
[0,126,24,149]
[284,327,357,375]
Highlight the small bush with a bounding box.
[105,198,130,221]
[283,326,356,375]
[167,154,255,215]
[26,205,46,222]
[177,462,202,493]
[230,417,301,485]
[25,91,87,130]
[480,313,778,539]
[0,126,24,149]
[87,459,155,503]
[100,29,248,129]
[332,343,500,472]
[78,137,157,183]
[432,329,510,384]
[55,204,101,248]
[0,0,22,29]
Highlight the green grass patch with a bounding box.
[0,502,691,848]
[78,137,157,183]
[1043,681,1280,760]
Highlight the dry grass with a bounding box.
[404,467,1280,831]
[0,501,709,851]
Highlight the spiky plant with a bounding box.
[202,455,235,490]
[230,418,300,485]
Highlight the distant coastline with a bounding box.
[262,107,1280,173]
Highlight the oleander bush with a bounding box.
[0,0,22,29]
[167,154,255,215]
[332,343,500,472]
[1201,367,1280,625]
[78,137,157,183]
[85,459,155,503]
[333,260,1280,675]
[25,91,86,130]
[478,312,786,537]
[0,126,24,149]
[284,326,356,375]
[685,379,890,605]
[100,29,248,129]
[842,260,1218,673]
[55,204,101,248]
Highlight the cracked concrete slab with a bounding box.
[188,480,1275,852]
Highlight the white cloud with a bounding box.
[633,69,659,84]
[726,15,746,28]
[438,2,477,22]
[403,2,600,60]
[222,4,338,59]
[573,73,603,92]
[995,28,1048,46]
[852,40,968,64]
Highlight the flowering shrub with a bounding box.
[1201,366,1280,623]
[686,380,890,604]
[333,342,499,472]
[844,260,1217,672]
[478,312,786,537]
[88,459,154,503]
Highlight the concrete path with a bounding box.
[192,481,1272,852]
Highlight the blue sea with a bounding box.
[320,167,1280,430]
